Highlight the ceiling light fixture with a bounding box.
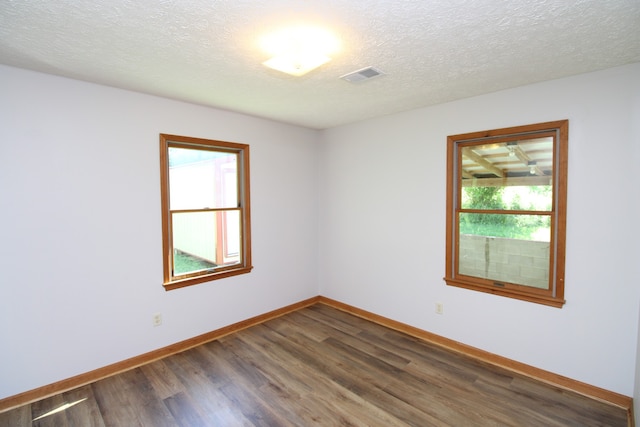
[260,26,340,76]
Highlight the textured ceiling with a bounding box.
[1,0,639,129]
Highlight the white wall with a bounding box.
[635,301,640,422]
[1,61,638,403]
[319,63,640,396]
[633,66,640,421]
[0,65,319,400]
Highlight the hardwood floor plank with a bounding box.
[61,385,106,427]
[300,304,364,336]
[140,359,187,400]
[0,403,30,427]
[300,324,494,425]
[232,326,410,427]
[469,377,577,427]
[218,380,296,427]
[162,392,206,427]
[31,394,70,427]
[295,310,412,370]
[92,368,176,427]
[352,323,603,426]
[220,330,349,426]
[258,323,445,425]
[508,376,628,426]
[161,351,252,426]
[19,385,104,427]
[192,341,300,426]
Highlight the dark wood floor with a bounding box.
[0,304,628,426]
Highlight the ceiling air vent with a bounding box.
[340,66,385,83]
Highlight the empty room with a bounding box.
[1,0,639,425]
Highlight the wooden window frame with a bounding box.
[160,134,253,290]
[445,120,568,307]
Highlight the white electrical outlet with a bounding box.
[152,313,162,327]
[435,302,444,315]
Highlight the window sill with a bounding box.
[164,265,253,291]
[444,277,565,308]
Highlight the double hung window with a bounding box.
[445,120,568,307]
[160,134,252,290]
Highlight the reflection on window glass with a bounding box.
[168,148,238,210]
[171,211,241,276]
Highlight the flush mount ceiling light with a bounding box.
[260,27,340,76]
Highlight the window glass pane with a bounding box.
[461,185,552,211]
[458,213,550,289]
[459,212,550,240]
[171,210,241,276]
[168,147,238,210]
[224,210,241,259]
[460,138,553,211]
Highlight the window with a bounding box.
[160,134,252,290]
[445,120,568,307]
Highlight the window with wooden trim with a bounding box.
[160,134,252,290]
[445,120,568,307]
